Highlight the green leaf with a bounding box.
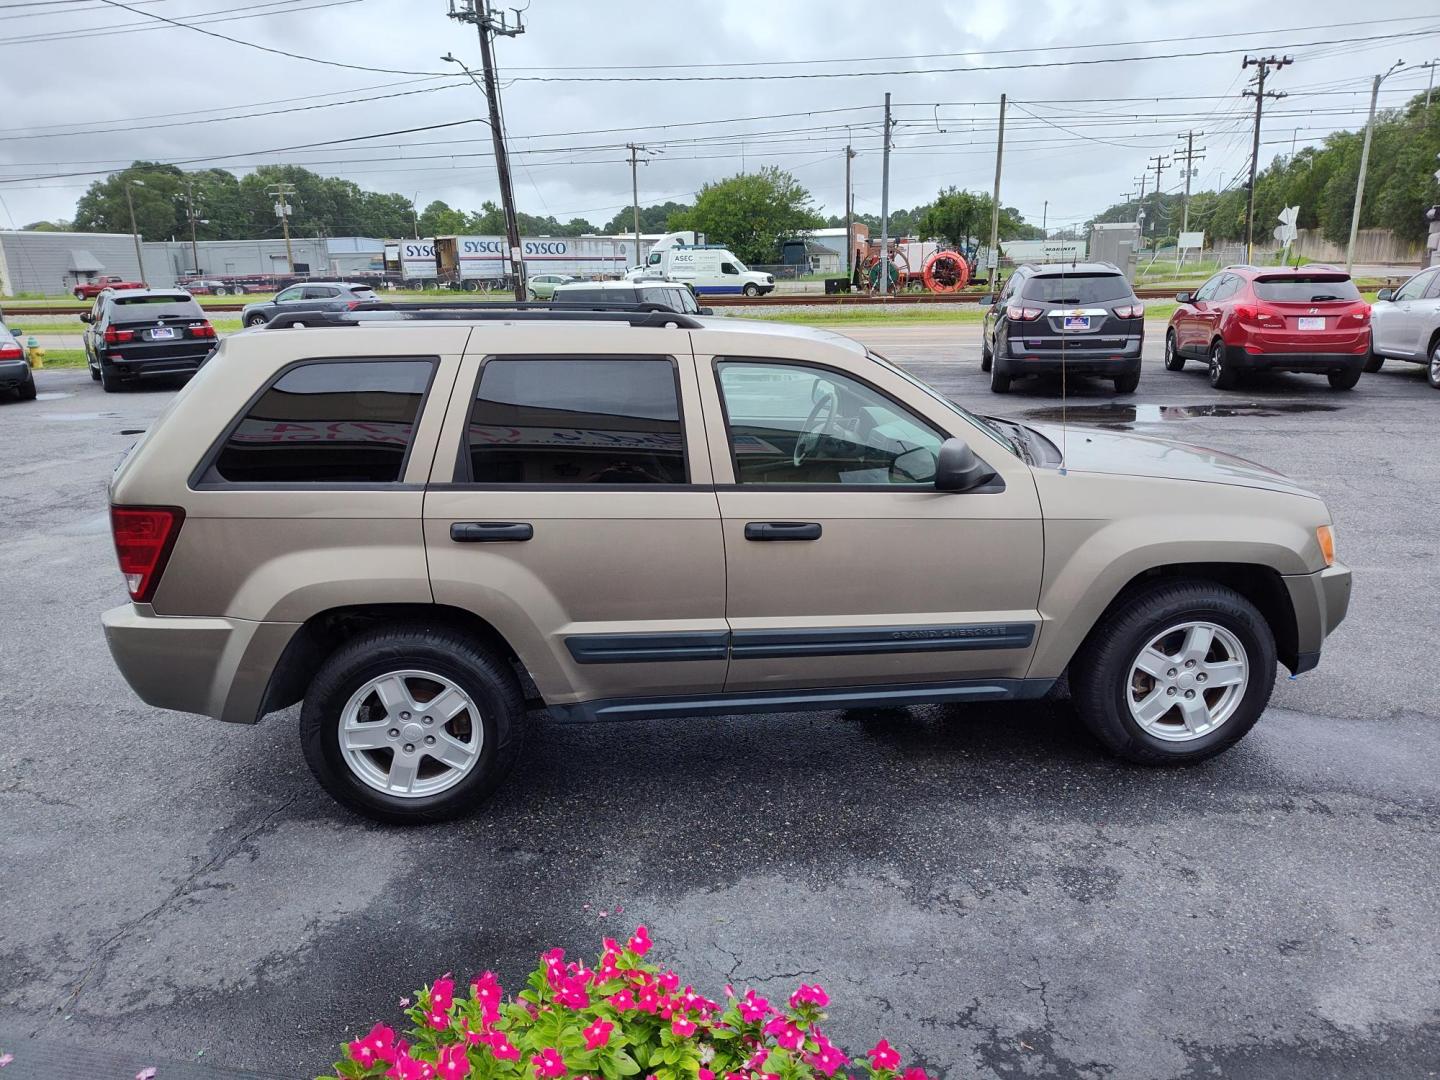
[611,1049,642,1076]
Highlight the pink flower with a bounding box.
[609,989,637,1011]
[763,1016,803,1051]
[738,989,770,1023]
[867,1039,902,1071]
[902,1070,929,1080]
[480,1031,520,1062]
[532,1048,566,1078]
[386,1044,436,1080]
[671,1015,697,1037]
[555,975,590,1010]
[349,1023,399,1068]
[808,1034,848,1077]
[698,1071,714,1080]
[0,1055,12,1070]
[582,1017,614,1050]
[436,1043,471,1080]
[472,971,502,1008]
[789,983,830,1009]
[627,925,652,956]
[431,976,455,1013]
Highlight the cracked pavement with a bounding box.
[1,325,1438,1078]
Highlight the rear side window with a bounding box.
[212,359,433,484]
[1252,276,1361,302]
[553,287,608,304]
[466,358,686,484]
[1022,273,1130,304]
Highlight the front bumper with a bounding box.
[1225,344,1365,375]
[102,604,300,724]
[1282,561,1352,673]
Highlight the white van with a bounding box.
[630,242,775,297]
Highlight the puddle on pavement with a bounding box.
[1022,402,1342,429]
[35,391,74,401]
[43,411,122,422]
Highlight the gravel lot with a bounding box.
[1,323,1437,1079]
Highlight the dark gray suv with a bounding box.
[982,262,1145,394]
[241,282,378,327]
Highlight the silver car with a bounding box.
[1368,266,1440,388]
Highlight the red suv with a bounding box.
[1164,266,1371,390]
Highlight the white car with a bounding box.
[1368,267,1440,388]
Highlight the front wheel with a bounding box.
[1327,366,1362,390]
[742,283,760,297]
[1164,331,1185,371]
[1208,340,1240,390]
[1427,341,1440,389]
[1070,580,1277,764]
[73,289,86,301]
[981,333,993,372]
[299,626,525,823]
[1114,371,1140,394]
[245,313,268,327]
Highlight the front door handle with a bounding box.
[450,521,533,543]
[744,521,822,541]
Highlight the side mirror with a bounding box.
[1375,288,1394,302]
[80,311,95,323]
[934,437,991,492]
[698,307,714,315]
[1175,291,1192,304]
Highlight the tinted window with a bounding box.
[213,360,432,484]
[303,286,340,299]
[467,359,686,484]
[1021,273,1130,304]
[1193,275,1222,302]
[275,287,303,302]
[110,297,204,323]
[1212,274,1243,301]
[1392,270,1436,302]
[350,288,377,300]
[553,287,609,304]
[1253,276,1360,302]
[717,361,944,485]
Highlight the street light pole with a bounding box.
[124,179,146,285]
[1347,60,1405,274]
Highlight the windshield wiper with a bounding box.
[1310,294,1342,301]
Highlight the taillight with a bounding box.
[0,342,22,359]
[1235,305,1283,328]
[1113,303,1145,319]
[104,327,135,344]
[110,506,184,603]
[190,322,216,338]
[1006,305,1044,321]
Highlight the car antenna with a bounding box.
[1058,260,1069,475]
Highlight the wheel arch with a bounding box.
[258,602,539,721]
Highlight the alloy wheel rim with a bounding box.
[338,669,483,798]
[1126,621,1249,742]
[1430,348,1440,385]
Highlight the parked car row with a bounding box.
[983,261,1440,394]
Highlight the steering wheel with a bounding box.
[793,388,838,468]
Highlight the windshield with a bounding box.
[730,256,749,273]
[1022,273,1130,304]
[1253,276,1360,302]
[866,351,1020,458]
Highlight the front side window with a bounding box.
[1394,269,1437,302]
[466,358,686,485]
[716,361,945,485]
[1193,275,1222,302]
[720,262,738,275]
[212,359,433,484]
[275,287,303,302]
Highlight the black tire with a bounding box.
[73,289,86,301]
[1429,341,1440,390]
[742,283,761,297]
[98,364,120,393]
[214,286,229,296]
[18,375,37,400]
[1363,352,1384,373]
[1327,366,1361,390]
[89,361,100,382]
[981,333,993,372]
[245,313,268,327]
[233,285,247,296]
[1070,579,1277,765]
[1164,331,1186,371]
[1208,339,1240,390]
[1114,371,1140,394]
[989,362,1012,393]
[299,625,525,824]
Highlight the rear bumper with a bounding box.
[1000,330,1144,371]
[100,350,210,378]
[1282,561,1352,672]
[102,604,300,724]
[0,359,32,387]
[1225,344,1366,374]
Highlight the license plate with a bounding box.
[149,327,175,340]
[1297,317,1325,330]
[1062,315,1090,331]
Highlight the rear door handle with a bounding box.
[744,521,822,541]
[450,521,533,543]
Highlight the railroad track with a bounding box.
[7,287,1185,317]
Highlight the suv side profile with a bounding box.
[240,281,378,327]
[552,278,706,314]
[1166,266,1371,390]
[981,262,1145,394]
[103,305,1351,822]
[1367,267,1440,389]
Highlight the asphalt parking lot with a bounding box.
[2,322,1438,1079]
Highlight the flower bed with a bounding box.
[326,926,925,1080]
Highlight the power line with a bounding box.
[1,0,359,41]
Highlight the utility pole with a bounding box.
[1242,54,1292,263]
[1042,200,1047,238]
[1176,131,1207,234]
[843,141,856,279]
[879,92,893,297]
[987,92,1006,291]
[447,0,527,300]
[625,143,660,273]
[1420,60,1439,108]
[1147,153,1170,243]
[1347,60,1405,274]
[1134,172,1147,224]
[184,182,204,273]
[266,183,296,274]
[124,179,146,285]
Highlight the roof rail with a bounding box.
[260,301,703,330]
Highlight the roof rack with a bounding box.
[261,301,703,330]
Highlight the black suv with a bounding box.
[240,281,378,327]
[82,290,217,392]
[981,262,1145,394]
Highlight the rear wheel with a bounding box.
[73,289,86,300]
[1428,341,1440,389]
[245,313,268,327]
[1071,580,1276,764]
[18,375,37,400]
[989,363,1012,393]
[88,360,100,381]
[1327,366,1362,390]
[1164,331,1185,371]
[1114,371,1140,394]
[1363,351,1384,373]
[1208,340,1240,390]
[300,626,525,823]
[98,364,120,393]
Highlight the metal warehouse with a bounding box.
[0,229,143,296]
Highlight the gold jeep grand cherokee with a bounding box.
[102,303,1351,822]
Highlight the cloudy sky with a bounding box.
[2,0,1439,236]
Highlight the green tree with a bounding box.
[603,201,692,234]
[667,168,824,263]
[418,200,468,236]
